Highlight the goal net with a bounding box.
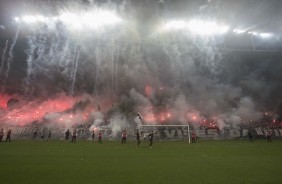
[139,125,191,143]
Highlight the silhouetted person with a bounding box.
[121,130,127,144]
[71,129,77,143]
[41,129,45,141]
[136,130,141,146]
[6,129,11,142]
[32,129,37,140]
[149,131,154,148]
[98,131,102,144]
[48,130,51,141]
[65,129,70,140]
[191,131,196,143]
[248,130,253,142]
[91,130,95,142]
[0,129,4,142]
[266,130,272,142]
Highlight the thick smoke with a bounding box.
[0,0,281,132]
[108,113,130,137]
[0,25,5,30]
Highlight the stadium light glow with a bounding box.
[22,15,38,23]
[248,31,258,36]
[20,15,49,23]
[259,33,273,39]
[58,11,122,29]
[187,20,229,35]
[81,11,122,28]
[163,20,187,30]
[219,25,229,34]
[233,29,246,34]
[36,15,49,23]
[59,12,82,29]
[52,16,59,21]
[16,10,122,29]
[15,13,277,39]
[162,19,229,35]
[14,17,20,22]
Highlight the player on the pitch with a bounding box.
[121,130,127,144]
[6,129,12,142]
[0,129,4,142]
[65,129,70,141]
[98,130,102,144]
[91,130,95,142]
[266,130,272,142]
[40,129,45,142]
[47,130,51,141]
[32,128,38,140]
[136,130,141,146]
[248,130,253,142]
[191,131,196,143]
[148,131,154,148]
[71,129,77,143]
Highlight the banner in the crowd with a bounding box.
[0,126,281,140]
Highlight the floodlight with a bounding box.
[163,20,187,30]
[59,13,82,30]
[233,29,246,34]
[36,15,48,23]
[14,17,20,22]
[248,31,258,36]
[59,10,122,30]
[259,33,273,39]
[187,20,229,35]
[82,11,122,29]
[219,25,229,34]
[22,15,37,23]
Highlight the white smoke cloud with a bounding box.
[0,25,5,30]
[108,113,130,137]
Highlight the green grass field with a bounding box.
[0,139,282,184]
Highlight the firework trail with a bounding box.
[70,46,80,95]
[94,43,101,98]
[25,36,37,87]
[0,40,9,76]
[5,25,21,79]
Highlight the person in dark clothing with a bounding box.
[248,130,253,142]
[121,130,127,144]
[266,130,272,142]
[148,131,154,148]
[6,129,11,142]
[136,130,141,146]
[191,131,196,143]
[65,129,70,141]
[47,130,51,141]
[91,130,95,142]
[0,129,4,142]
[40,129,45,141]
[98,131,102,144]
[32,129,37,140]
[71,129,77,143]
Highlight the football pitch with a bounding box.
[0,139,281,184]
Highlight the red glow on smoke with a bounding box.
[0,93,12,109]
[144,113,156,123]
[144,111,172,123]
[145,85,153,97]
[0,94,107,127]
[0,96,76,126]
[186,113,201,122]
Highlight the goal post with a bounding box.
[138,124,191,143]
